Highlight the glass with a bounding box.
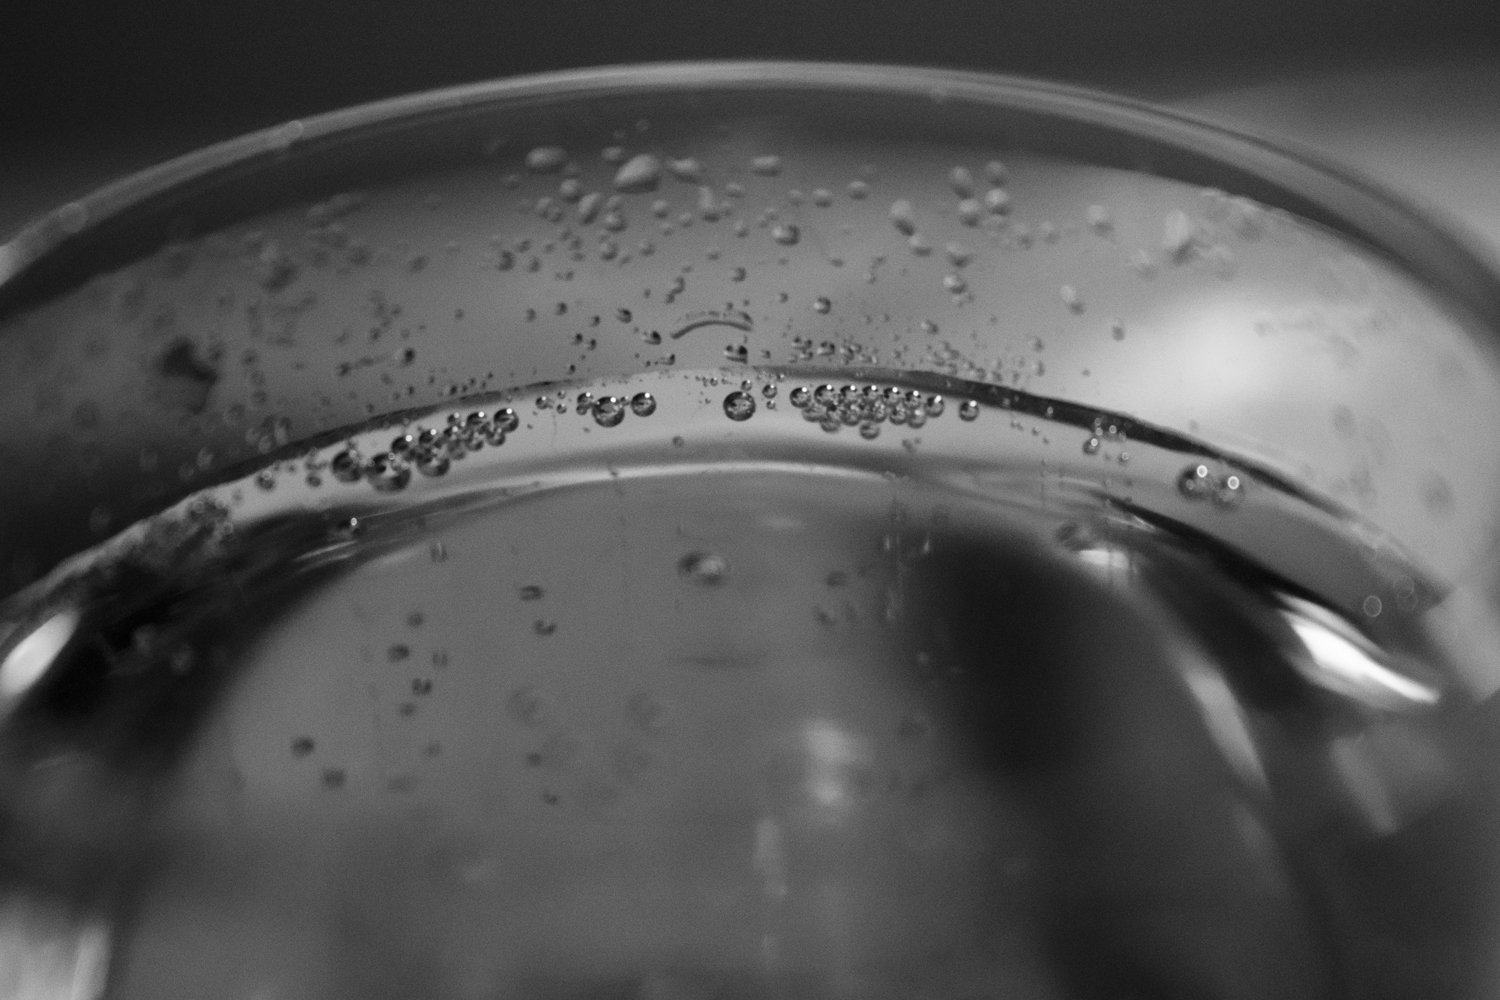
[3,62,1500,999]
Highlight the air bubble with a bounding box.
[723,390,757,421]
[948,166,976,197]
[790,386,811,408]
[925,395,944,417]
[593,396,627,427]
[1178,464,1214,500]
[959,400,980,421]
[943,274,967,294]
[1213,474,1246,507]
[1086,205,1113,234]
[331,450,363,482]
[772,223,800,246]
[860,422,880,440]
[957,199,983,226]
[761,383,778,399]
[414,445,451,478]
[812,188,834,206]
[1060,285,1083,312]
[494,408,520,432]
[1083,436,1101,455]
[575,392,596,414]
[813,296,832,313]
[630,391,657,416]
[984,160,1008,185]
[367,453,411,492]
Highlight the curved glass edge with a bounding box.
[3,60,1499,338]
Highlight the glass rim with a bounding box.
[3,58,1498,332]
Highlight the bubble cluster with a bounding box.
[783,382,954,437]
[1178,463,1246,507]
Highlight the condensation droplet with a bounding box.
[948,166,976,198]
[679,551,729,586]
[723,390,757,421]
[614,153,662,192]
[750,155,782,176]
[526,146,567,173]
[889,199,917,235]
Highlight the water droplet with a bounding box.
[1086,204,1113,234]
[790,386,811,408]
[577,192,603,223]
[1110,320,1126,341]
[813,296,831,313]
[723,390,757,421]
[533,619,557,636]
[1060,285,1083,312]
[1363,595,1383,618]
[367,453,411,492]
[772,223,800,246]
[594,396,627,427]
[388,644,411,662]
[679,551,729,585]
[943,274,967,294]
[847,179,870,199]
[957,198,983,226]
[526,146,567,173]
[494,408,520,432]
[761,383,778,399]
[983,188,1011,214]
[750,155,782,176]
[812,188,834,207]
[984,160,1008,185]
[859,422,880,439]
[924,394,945,417]
[291,736,315,758]
[959,399,980,421]
[614,153,662,192]
[331,450,363,482]
[889,199,917,234]
[322,768,347,789]
[630,391,657,416]
[1083,436,1101,455]
[412,678,433,696]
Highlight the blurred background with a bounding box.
[1,0,1498,255]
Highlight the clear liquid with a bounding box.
[0,367,1490,999]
